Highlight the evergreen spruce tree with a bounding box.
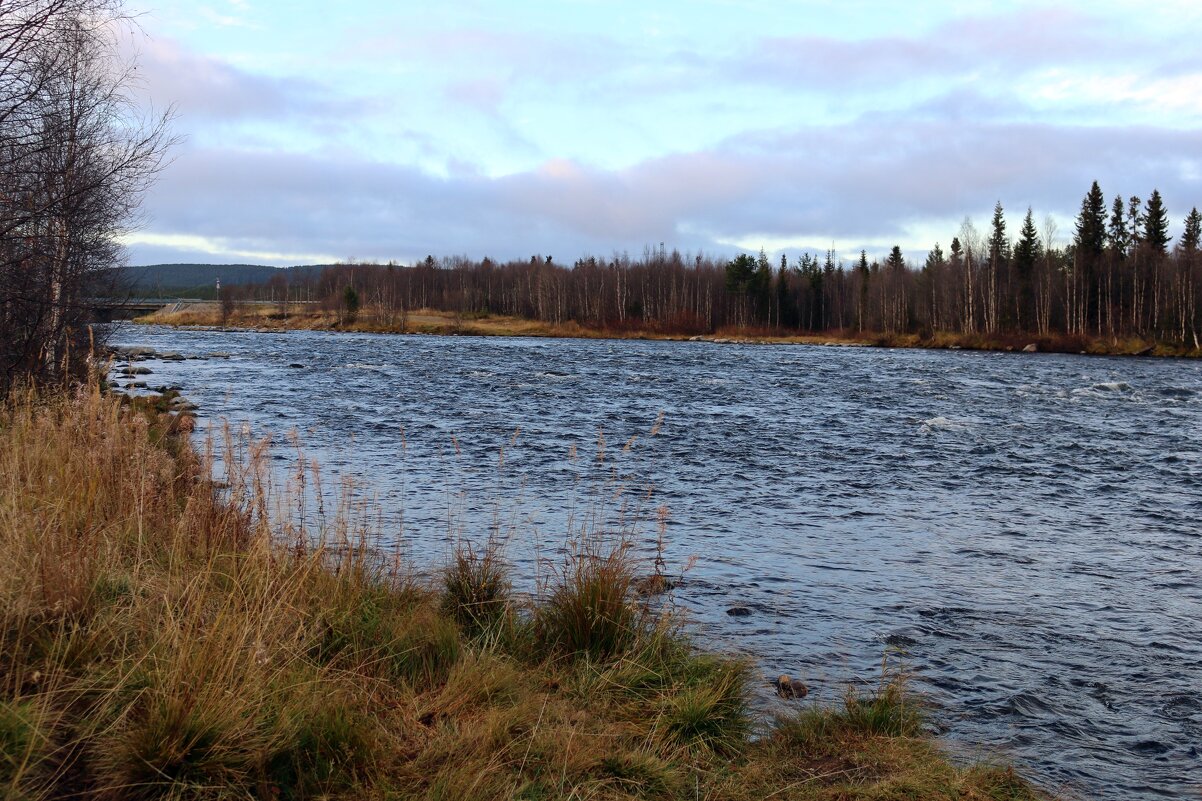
[1108,195,1129,257]
[989,201,1010,262]
[1074,181,1107,258]
[775,252,792,327]
[856,250,870,331]
[343,285,360,324]
[924,243,945,270]
[1014,208,1041,331]
[725,253,756,293]
[1128,196,1144,250]
[1143,190,1171,255]
[1015,208,1041,274]
[1182,208,1202,254]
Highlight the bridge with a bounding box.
[85,298,200,322]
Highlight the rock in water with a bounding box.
[1022,343,1038,353]
[773,674,791,697]
[725,606,752,617]
[772,674,809,699]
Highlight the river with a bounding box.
[107,325,1202,800]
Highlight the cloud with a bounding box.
[130,118,1202,267]
[712,8,1112,92]
[128,35,358,122]
[1028,70,1202,118]
[119,232,337,265]
[444,79,508,115]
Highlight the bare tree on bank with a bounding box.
[0,0,174,392]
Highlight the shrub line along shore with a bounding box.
[138,303,1197,358]
[0,382,1052,799]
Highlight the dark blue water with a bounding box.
[108,325,1202,800]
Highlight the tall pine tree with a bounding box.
[1143,190,1171,255]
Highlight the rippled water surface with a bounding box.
[109,326,1202,800]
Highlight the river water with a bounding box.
[108,325,1202,800]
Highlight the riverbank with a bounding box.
[0,386,1047,800]
[138,301,1200,358]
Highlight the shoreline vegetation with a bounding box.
[0,385,1048,800]
[140,301,1198,358]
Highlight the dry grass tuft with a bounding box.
[536,538,639,662]
[442,542,512,637]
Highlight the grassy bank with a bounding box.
[1,387,1047,800]
[139,301,1198,358]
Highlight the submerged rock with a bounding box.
[725,606,752,617]
[633,573,674,596]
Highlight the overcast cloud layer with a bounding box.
[123,1,1202,266]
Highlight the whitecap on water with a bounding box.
[1071,381,1134,398]
[919,416,971,433]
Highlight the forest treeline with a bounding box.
[240,182,1202,347]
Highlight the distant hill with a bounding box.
[125,263,282,292]
[117,263,331,298]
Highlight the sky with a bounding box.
[120,0,1202,267]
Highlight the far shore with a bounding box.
[135,301,1202,358]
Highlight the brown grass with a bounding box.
[139,301,1201,358]
[0,385,1051,800]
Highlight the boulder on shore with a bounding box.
[1022,343,1038,353]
